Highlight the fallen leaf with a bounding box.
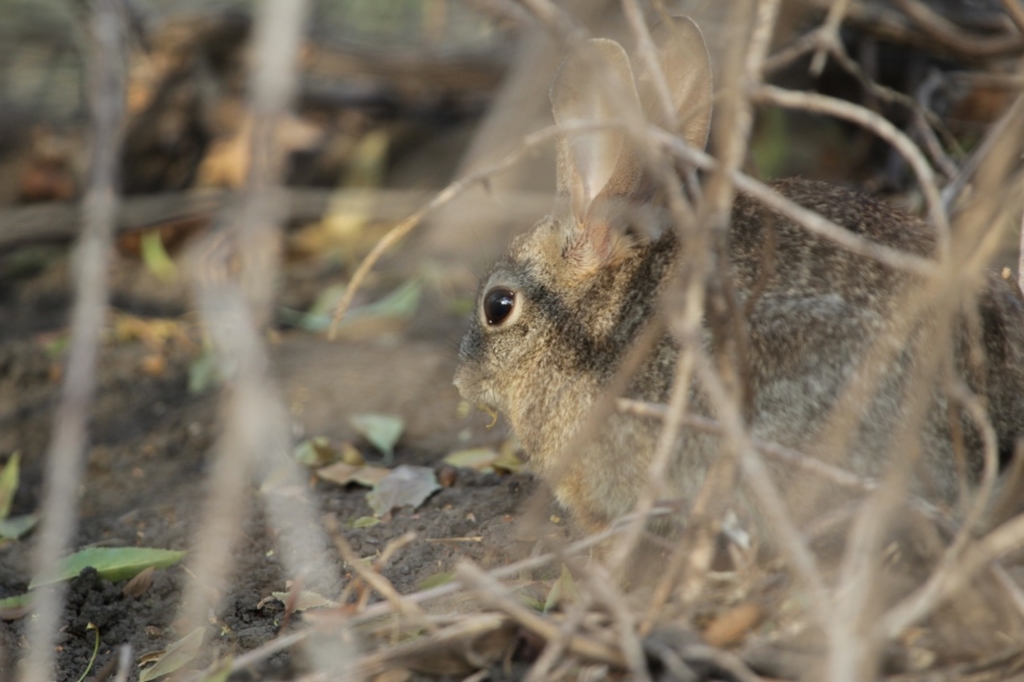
[417,572,454,591]
[0,593,31,620]
[140,230,178,283]
[140,354,166,377]
[269,590,337,611]
[544,564,578,612]
[123,566,156,598]
[316,462,390,488]
[0,452,21,520]
[197,657,233,682]
[366,465,439,517]
[282,279,422,336]
[349,414,404,461]
[702,602,762,648]
[494,440,525,473]
[340,442,365,466]
[294,437,338,467]
[0,514,37,540]
[188,350,220,394]
[139,626,205,682]
[351,516,380,529]
[30,547,185,588]
[443,448,498,472]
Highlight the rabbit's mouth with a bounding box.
[453,364,501,413]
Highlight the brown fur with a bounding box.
[453,18,1024,533]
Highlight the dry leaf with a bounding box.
[366,465,439,517]
[316,462,390,488]
[443,448,499,472]
[269,590,338,612]
[139,626,205,681]
[123,566,156,598]
[702,602,762,648]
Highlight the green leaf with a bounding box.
[349,414,404,461]
[0,592,31,611]
[417,572,454,591]
[44,333,70,359]
[0,514,37,539]
[293,437,338,467]
[544,564,578,613]
[350,516,380,529]
[188,350,220,395]
[288,279,422,333]
[139,626,205,682]
[0,452,21,520]
[29,547,185,589]
[344,129,390,188]
[140,231,178,283]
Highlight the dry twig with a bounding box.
[334,532,435,634]
[751,84,950,259]
[177,5,351,680]
[455,561,629,669]
[20,3,126,680]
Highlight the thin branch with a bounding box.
[944,93,1024,211]
[328,121,593,333]
[621,0,677,130]
[352,613,511,679]
[524,595,593,682]
[334,532,436,633]
[226,501,680,675]
[111,645,132,682]
[1004,0,1024,35]
[20,2,126,680]
[809,0,852,76]
[1019,208,1024,295]
[616,399,876,494]
[895,0,1024,58]
[692,353,831,632]
[752,84,950,261]
[176,1,343,668]
[649,0,782,618]
[656,129,939,276]
[455,561,629,668]
[881,511,1024,638]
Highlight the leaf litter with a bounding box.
[366,465,440,517]
[29,546,186,588]
[349,413,405,462]
[138,626,205,682]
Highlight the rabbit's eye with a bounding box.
[483,288,516,326]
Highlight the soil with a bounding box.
[0,242,543,681]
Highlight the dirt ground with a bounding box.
[0,239,547,680]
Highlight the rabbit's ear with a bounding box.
[551,38,645,268]
[636,16,713,151]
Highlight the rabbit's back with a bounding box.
[729,179,1024,498]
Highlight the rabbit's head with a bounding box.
[454,18,713,525]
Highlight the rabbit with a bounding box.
[453,16,1024,535]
